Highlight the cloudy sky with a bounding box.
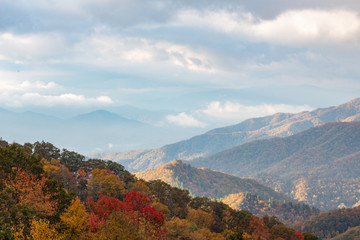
[1,0,360,129]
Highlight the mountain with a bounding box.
[192,122,360,210]
[135,160,319,223]
[70,110,142,125]
[95,97,360,172]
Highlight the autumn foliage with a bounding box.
[0,141,318,240]
[88,191,167,239]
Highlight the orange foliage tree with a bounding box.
[4,168,57,215]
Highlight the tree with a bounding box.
[93,212,143,240]
[89,191,167,240]
[186,208,214,229]
[60,148,85,172]
[42,158,77,192]
[88,168,126,199]
[33,141,60,161]
[30,218,61,240]
[60,198,89,240]
[302,232,320,240]
[148,180,191,218]
[4,169,57,216]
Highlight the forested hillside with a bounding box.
[0,140,313,240]
[136,160,319,224]
[193,122,360,211]
[93,97,360,172]
[297,206,360,239]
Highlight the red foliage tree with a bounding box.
[89,191,167,239]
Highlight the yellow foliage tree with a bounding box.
[131,180,151,196]
[166,217,197,240]
[93,212,143,240]
[30,219,61,240]
[60,198,89,240]
[186,208,214,229]
[193,228,226,240]
[88,168,126,198]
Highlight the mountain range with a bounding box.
[0,108,203,153]
[192,122,360,211]
[94,97,360,172]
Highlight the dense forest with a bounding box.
[297,206,360,239]
[0,139,318,240]
[136,160,320,225]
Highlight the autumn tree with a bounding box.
[88,168,126,199]
[60,198,89,240]
[42,158,77,192]
[186,208,214,229]
[89,191,167,240]
[30,218,61,240]
[93,212,143,240]
[147,180,191,218]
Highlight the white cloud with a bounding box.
[75,34,215,72]
[166,112,207,128]
[0,32,68,62]
[175,9,360,47]
[251,10,360,45]
[201,101,313,120]
[17,93,112,107]
[0,79,112,107]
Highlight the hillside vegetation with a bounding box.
[136,160,319,224]
[297,206,360,239]
[0,140,313,240]
[93,97,360,172]
[192,122,360,211]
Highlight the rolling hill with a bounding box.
[95,97,360,172]
[192,122,360,210]
[135,160,319,223]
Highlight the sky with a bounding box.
[1,0,360,130]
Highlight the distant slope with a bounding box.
[192,122,360,210]
[328,226,360,240]
[136,160,319,223]
[297,206,360,239]
[136,160,291,202]
[95,97,360,172]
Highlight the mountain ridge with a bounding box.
[192,122,360,211]
[94,97,360,172]
[135,160,319,223]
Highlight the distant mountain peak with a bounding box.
[71,109,141,125]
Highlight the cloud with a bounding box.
[0,79,113,107]
[0,80,61,93]
[201,101,313,120]
[251,9,360,45]
[175,9,360,47]
[14,93,112,107]
[166,112,207,128]
[75,34,215,72]
[0,32,68,62]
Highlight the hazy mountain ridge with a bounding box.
[0,108,202,153]
[192,122,360,211]
[95,97,360,172]
[135,160,319,224]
